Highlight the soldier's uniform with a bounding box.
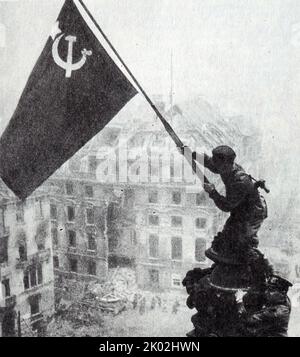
[241,275,292,337]
[193,146,268,255]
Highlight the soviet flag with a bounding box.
[0,0,137,199]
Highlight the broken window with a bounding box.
[172,191,181,205]
[148,191,158,204]
[65,182,74,196]
[29,295,40,316]
[37,264,43,285]
[68,230,76,247]
[69,258,78,273]
[195,218,207,229]
[86,208,95,225]
[88,260,96,276]
[23,264,43,291]
[19,244,27,262]
[0,236,8,264]
[50,204,57,220]
[85,185,94,198]
[149,235,159,258]
[30,266,37,287]
[87,233,96,251]
[195,238,206,262]
[2,279,10,298]
[171,237,182,260]
[149,215,159,226]
[67,206,75,222]
[23,272,30,290]
[171,216,182,227]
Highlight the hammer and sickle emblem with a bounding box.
[52,32,92,78]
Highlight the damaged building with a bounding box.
[0,186,54,336]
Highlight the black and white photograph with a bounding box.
[0,0,300,339]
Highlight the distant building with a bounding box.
[57,96,259,292]
[46,175,110,302]
[0,188,54,336]
[134,184,216,290]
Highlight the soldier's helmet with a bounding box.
[268,272,293,292]
[212,145,236,163]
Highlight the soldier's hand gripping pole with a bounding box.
[77,0,210,187]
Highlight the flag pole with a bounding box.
[77,0,209,185]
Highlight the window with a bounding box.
[68,230,76,247]
[172,191,181,205]
[30,266,37,287]
[19,244,27,262]
[170,161,175,178]
[86,208,95,225]
[50,204,57,220]
[69,258,78,273]
[195,218,207,229]
[149,235,159,258]
[67,206,75,222]
[149,269,159,289]
[37,264,43,285]
[171,216,182,228]
[16,202,24,223]
[149,215,159,226]
[148,191,158,204]
[172,274,182,288]
[171,237,182,260]
[66,182,74,196]
[195,238,206,262]
[51,228,58,247]
[23,264,43,291]
[35,199,43,219]
[87,233,96,251]
[196,192,206,206]
[85,185,94,198]
[0,236,8,264]
[29,295,40,316]
[23,272,30,290]
[89,156,97,173]
[53,256,59,269]
[2,279,10,298]
[88,260,96,276]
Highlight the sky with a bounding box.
[0,0,300,216]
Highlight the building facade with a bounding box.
[0,189,54,336]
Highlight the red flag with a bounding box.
[0,0,137,199]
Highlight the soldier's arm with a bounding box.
[192,151,219,174]
[247,305,290,325]
[209,181,248,212]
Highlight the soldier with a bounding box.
[241,274,292,337]
[183,267,218,337]
[179,145,268,260]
